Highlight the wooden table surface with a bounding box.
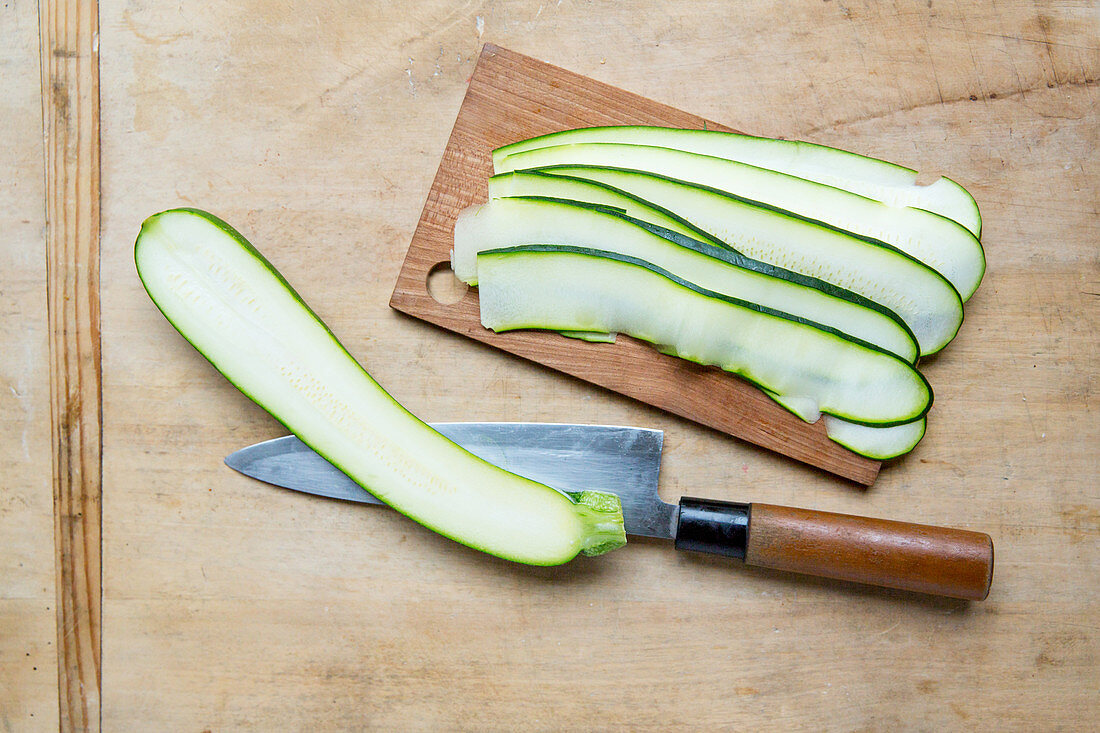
[4,1,1098,729]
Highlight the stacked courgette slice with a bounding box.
[453,127,984,460]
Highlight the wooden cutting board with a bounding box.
[390,44,880,485]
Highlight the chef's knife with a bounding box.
[226,423,993,600]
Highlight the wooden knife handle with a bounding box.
[674,498,994,600]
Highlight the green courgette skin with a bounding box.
[478,245,933,428]
[135,208,625,565]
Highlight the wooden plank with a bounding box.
[40,0,102,729]
[390,44,880,485]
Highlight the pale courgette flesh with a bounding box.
[493,126,982,238]
[455,196,920,363]
[822,417,927,460]
[135,208,626,565]
[477,245,932,427]
[761,388,927,459]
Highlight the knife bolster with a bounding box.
[674,498,751,559]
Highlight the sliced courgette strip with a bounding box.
[454,197,920,363]
[822,416,927,461]
[135,208,625,565]
[496,143,984,302]
[762,389,927,459]
[477,245,933,427]
[493,126,982,238]
[489,167,963,355]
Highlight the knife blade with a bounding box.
[225,423,678,538]
[225,423,994,600]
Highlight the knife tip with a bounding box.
[223,451,244,472]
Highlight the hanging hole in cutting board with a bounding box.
[426,261,469,305]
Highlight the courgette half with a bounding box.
[495,143,984,302]
[454,196,919,363]
[477,246,932,427]
[483,174,956,357]
[135,208,626,565]
[493,126,982,238]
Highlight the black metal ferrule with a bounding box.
[674,497,751,560]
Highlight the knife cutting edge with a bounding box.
[226,423,994,601]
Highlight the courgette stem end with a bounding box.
[568,490,628,556]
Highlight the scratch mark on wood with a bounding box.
[801,78,1098,136]
[929,25,1100,53]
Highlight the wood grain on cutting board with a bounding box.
[4,0,1097,730]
